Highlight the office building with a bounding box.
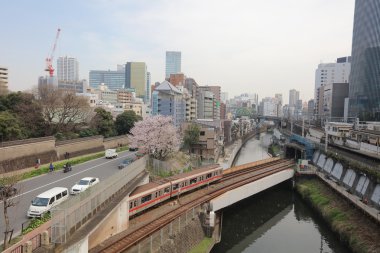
[146,72,151,104]
[221,92,228,104]
[323,83,349,119]
[57,56,79,82]
[89,67,125,91]
[165,51,181,78]
[349,1,380,120]
[197,90,214,119]
[125,62,147,100]
[0,66,9,95]
[289,89,299,108]
[58,80,87,93]
[315,57,350,116]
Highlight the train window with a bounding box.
[180,182,184,187]
[155,192,158,198]
[134,200,137,207]
[129,202,132,209]
[164,187,170,193]
[173,184,179,190]
[206,173,212,179]
[141,194,152,204]
[190,178,197,184]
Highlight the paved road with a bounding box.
[0,150,136,240]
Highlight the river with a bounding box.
[211,133,351,253]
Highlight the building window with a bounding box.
[200,131,205,136]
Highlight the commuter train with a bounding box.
[128,164,223,216]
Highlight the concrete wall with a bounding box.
[88,194,130,249]
[103,135,129,149]
[56,136,104,159]
[0,137,57,173]
[0,135,129,173]
[210,169,294,212]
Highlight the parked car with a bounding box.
[70,177,100,195]
[27,187,68,218]
[0,186,17,200]
[118,157,134,169]
[129,147,138,151]
[105,149,118,159]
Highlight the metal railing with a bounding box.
[51,156,147,244]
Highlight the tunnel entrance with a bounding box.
[285,145,303,160]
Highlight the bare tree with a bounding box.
[0,175,20,249]
[38,85,91,135]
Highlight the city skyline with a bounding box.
[0,0,355,104]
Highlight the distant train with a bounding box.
[128,165,223,216]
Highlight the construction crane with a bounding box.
[45,28,61,77]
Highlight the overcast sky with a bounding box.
[1,0,355,104]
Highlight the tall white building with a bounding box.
[0,66,9,95]
[289,89,299,107]
[315,56,351,116]
[57,56,79,82]
[221,92,229,103]
[165,51,181,79]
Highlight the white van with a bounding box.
[27,187,69,218]
[105,149,118,159]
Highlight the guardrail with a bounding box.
[51,156,148,244]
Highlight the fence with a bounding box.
[51,156,148,244]
[125,204,204,253]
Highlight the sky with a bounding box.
[0,0,355,104]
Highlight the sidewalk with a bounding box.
[218,139,242,169]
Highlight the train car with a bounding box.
[170,164,223,197]
[128,164,223,217]
[128,181,171,216]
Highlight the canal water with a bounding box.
[211,133,351,253]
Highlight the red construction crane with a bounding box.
[45,28,61,77]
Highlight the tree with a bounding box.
[0,111,26,141]
[115,111,142,135]
[0,175,20,249]
[129,115,180,160]
[38,85,90,135]
[183,123,200,153]
[90,108,116,137]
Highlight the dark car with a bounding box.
[0,186,17,200]
[129,147,138,151]
[118,158,134,169]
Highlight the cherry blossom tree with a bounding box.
[129,115,180,160]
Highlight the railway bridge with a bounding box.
[87,158,295,253]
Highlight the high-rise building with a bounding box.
[323,83,349,119]
[315,57,351,116]
[349,0,380,120]
[0,66,9,95]
[89,67,125,91]
[57,56,79,82]
[165,51,181,78]
[289,89,299,107]
[221,92,228,104]
[125,62,147,100]
[146,72,151,104]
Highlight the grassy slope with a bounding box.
[296,179,380,253]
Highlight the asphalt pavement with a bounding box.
[0,150,136,240]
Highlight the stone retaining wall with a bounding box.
[159,218,205,253]
[0,135,129,174]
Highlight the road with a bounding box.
[0,150,136,240]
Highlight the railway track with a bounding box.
[92,159,295,253]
